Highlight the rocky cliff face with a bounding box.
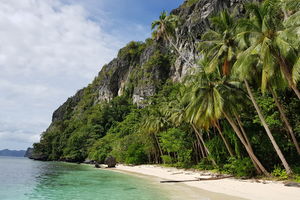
[48,0,255,126]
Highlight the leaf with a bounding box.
[292,57,300,83]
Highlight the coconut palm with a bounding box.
[233,1,296,174]
[198,10,238,76]
[152,11,193,66]
[183,66,268,175]
[161,87,217,165]
[141,110,168,163]
[235,1,300,99]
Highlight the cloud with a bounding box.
[0,0,126,150]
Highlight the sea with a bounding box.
[0,156,168,200]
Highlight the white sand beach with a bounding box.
[108,164,300,200]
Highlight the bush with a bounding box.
[271,165,288,180]
[161,155,173,164]
[195,158,215,170]
[223,157,256,177]
[125,143,147,165]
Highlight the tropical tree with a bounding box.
[235,0,300,99]
[161,87,217,165]
[196,11,270,175]
[183,65,268,175]
[198,10,237,76]
[141,108,169,163]
[233,1,297,174]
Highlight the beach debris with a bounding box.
[284,182,300,188]
[160,175,234,183]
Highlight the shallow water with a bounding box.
[0,157,168,200]
[0,156,247,200]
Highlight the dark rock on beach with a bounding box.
[105,156,117,168]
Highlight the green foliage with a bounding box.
[125,143,147,165]
[271,165,289,179]
[195,158,215,170]
[118,41,146,59]
[88,136,113,163]
[161,155,173,164]
[254,93,282,128]
[184,0,198,7]
[223,157,256,177]
[33,0,300,180]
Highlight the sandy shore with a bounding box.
[107,164,300,200]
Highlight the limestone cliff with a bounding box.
[50,0,256,122]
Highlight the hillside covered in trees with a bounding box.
[32,0,300,179]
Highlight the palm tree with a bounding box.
[233,1,295,174]
[235,1,300,99]
[196,11,269,174]
[141,110,168,163]
[198,11,237,76]
[184,67,268,175]
[161,87,217,165]
[269,88,300,155]
[152,11,193,66]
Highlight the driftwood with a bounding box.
[160,175,233,183]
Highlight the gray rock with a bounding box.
[105,156,117,168]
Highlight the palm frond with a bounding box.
[292,57,300,83]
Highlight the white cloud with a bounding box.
[0,0,126,150]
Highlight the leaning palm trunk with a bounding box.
[235,114,252,148]
[191,124,217,166]
[215,122,235,157]
[154,134,164,164]
[234,114,263,174]
[244,80,293,175]
[277,54,300,100]
[224,112,269,176]
[269,87,300,155]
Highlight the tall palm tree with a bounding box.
[233,1,295,174]
[141,110,168,163]
[184,68,268,175]
[235,1,300,99]
[198,11,237,76]
[161,87,217,165]
[152,11,193,66]
[196,11,270,174]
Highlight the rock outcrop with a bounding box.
[24,148,33,158]
[32,0,257,161]
[48,0,256,118]
[105,156,117,168]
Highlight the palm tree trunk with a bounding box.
[154,134,164,164]
[193,142,200,163]
[224,112,269,176]
[244,80,293,175]
[269,87,300,155]
[291,84,300,100]
[276,54,300,100]
[191,124,217,166]
[235,114,252,149]
[234,114,262,174]
[195,134,205,159]
[215,122,235,157]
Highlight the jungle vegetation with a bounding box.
[33,0,300,179]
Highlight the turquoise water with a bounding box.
[0,157,168,200]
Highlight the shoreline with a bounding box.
[104,164,299,200]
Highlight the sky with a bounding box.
[0,0,184,150]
